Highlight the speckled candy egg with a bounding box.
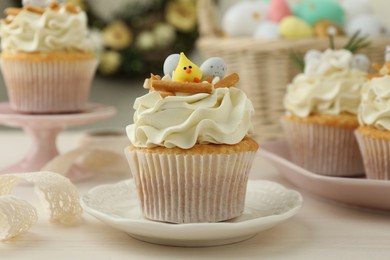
[200,57,227,79]
[351,54,370,72]
[222,1,269,37]
[280,16,314,39]
[304,49,322,64]
[254,21,280,39]
[346,14,389,38]
[293,0,344,26]
[163,53,180,76]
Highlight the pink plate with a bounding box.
[259,140,390,211]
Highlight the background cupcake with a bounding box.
[125,54,258,224]
[0,1,97,113]
[356,57,390,180]
[282,44,369,177]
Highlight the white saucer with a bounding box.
[81,179,302,247]
[259,140,390,211]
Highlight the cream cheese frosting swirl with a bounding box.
[127,87,254,149]
[0,7,93,52]
[284,49,368,117]
[359,75,390,131]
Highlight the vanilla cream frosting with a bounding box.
[127,87,254,149]
[359,75,390,130]
[284,49,368,117]
[0,7,93,52]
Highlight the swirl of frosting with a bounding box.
[0,7,93,52]
[127,87,254,149]
[284,49,368,117]
[359,76,390,130]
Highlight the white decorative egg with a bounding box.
[200,57,227,79]
[346,15,389,38]
[341,0,372,21]
[163,53,180,76]
[304,49,322,64]
[222,1,268,37]
[253,22,280,40]
[351,54,370,72]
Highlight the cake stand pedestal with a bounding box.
[0,103,116,180]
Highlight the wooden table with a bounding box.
[1,131,389,260]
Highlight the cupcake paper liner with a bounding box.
[125,148,257,224]
[281,119,364,177]
[355,131,390,180]
[0,59,98,113]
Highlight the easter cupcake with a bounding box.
[282,38,370,176]
[356,54,390,180]
[0,1,97,113]
[125,53,258,224]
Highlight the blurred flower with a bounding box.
[153,23,176,48]
[66,0,86,9]
[135,31,155,51]
[98,51,122,75]
[102,21,133,50]
[165,0,197,32]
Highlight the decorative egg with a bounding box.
[163,53,180,76]
[280,16,314,40]
[351,54,370,72]
[253,21,280,39]
[314,20,344,38]
[292,0,344,26]
[304,49,322,64]
[341,0,372,21]
[346,15,389,38]
[200,57,227,79]
[268,0,291,22]
[222,1,269,37]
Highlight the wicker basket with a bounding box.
[196,0,389,142]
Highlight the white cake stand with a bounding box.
[0,102,116,179]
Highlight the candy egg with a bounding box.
[200,57,227,79]
[304,49,322,64]
[280,16,314,39]
[268,0,291,22]
[351,54,370,72]
[314,20,344,38]
[253,21,280,39]
[293,0,344,26]
[346,15,389,38]
[222,1,269,37]
[341,0,372,21]
[163,53,180,76]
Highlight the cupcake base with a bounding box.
[282,115,364,177]
[355,126,390,180]
[0,52,98,114]
[125,137,258,224]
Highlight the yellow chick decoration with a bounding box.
[174,52,202,83]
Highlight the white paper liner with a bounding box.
[0,59,98,113]
[281,119,364,177]
[355,131,390,180]
[0,195,38,241]
[125,149,257,224]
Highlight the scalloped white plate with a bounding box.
[259,140,390,211]
[81,179,302,247]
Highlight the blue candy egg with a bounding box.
[293,0,344,26]
[163,53,180,76]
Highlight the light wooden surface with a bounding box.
[1,131,390,260]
